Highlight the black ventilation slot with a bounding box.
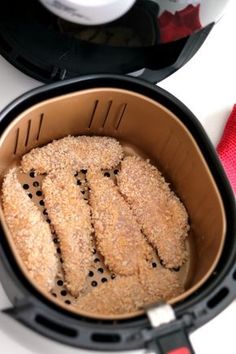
[91,333,121,343]
[102,100,113,128]
[35,315,77,338]
[207,287,229,309]
[36,113,44,141]
[115,103,127,130]
[14,128,20,155]
[88,100,99,128]
[25,120,31,147]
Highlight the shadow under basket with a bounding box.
[0,76,235,352]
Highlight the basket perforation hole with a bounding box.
[152,262,157,268]
[81,169,87,174]
[28,193,33,199]
[94,258,100,263]
[92,249,96,254]
[29,171,35,178]
[207,287,229,309]
[101,277,107,283]
[33,181,39,187]
[172,267,180,272]
[104,172,110,177]
[57,247,61,254]
[77,180,81,185]
[36,190,43,197]
[91,281,98,287]
[98,268,104,273]
[65,300,71,305]
[88,271,94,277]
[61,290,67,296]
[114,169,119,175]
[111,274,116,279]
[23,183,29,190]
[57,280,63,286]
[39,200,45,206]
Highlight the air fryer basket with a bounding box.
[0,76,235,354]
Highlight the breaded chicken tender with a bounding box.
[2,167,58,291]
[117,156,189,269]
[21,136,123,174]
[42,170,93,296]
[87,169,155,275]
[139,263,183,298]
[75,267,183,316]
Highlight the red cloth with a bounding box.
[158,4,202,43]
[217,105,236,193]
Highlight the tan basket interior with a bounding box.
[0,88,226,320]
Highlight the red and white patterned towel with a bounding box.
[217,105,236,194]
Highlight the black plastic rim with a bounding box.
[0,75,236,351]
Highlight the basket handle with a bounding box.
[145,304,195,354]
[145,328,194,354]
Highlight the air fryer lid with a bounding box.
[0,76,235,354]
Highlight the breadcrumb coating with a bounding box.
[2,167,58,291]
[87,169,155,275]
[75,267,183,315]
[42,169,93,296]
[3,134,189,315]
[21,136,123,174]
[117,156,189,268]
[139,263,183,298]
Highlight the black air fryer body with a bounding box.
[0,1,234,353]
[0,76,236,354]
[0,0,215,83]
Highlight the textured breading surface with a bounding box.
[117,156,189,268]
[2,167,58,291]
[75,267,183,315]
[21,136,123,174]
[42,170,93,296]
[139,263,183,298]
[87,169,155,275]
[2,134,190,316]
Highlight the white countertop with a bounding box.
[0,1,236,353]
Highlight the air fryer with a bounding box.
[0,75,235,354]
[0,0,231,83]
